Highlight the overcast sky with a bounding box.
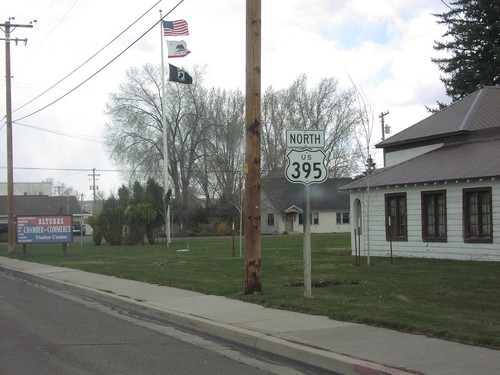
[0,0,450,199]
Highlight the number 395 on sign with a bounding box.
[285,149,328,185]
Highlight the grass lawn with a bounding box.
[3,233,499,349]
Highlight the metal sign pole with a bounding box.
[303,184,312,297]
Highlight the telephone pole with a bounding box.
[379,110,389,167]
[1,18,34,253]
[379,110,389,141]
[244,0,262,294]
[88,169,100,216]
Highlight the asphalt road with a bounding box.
[0,271,312,375]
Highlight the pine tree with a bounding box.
[432,0,500,106]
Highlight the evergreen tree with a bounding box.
[432,0,500,106]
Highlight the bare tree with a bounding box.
[261,86,289,175]
[200,88,245,202]
[104,64,245,230]
[350,77,376,266]
[104,64,164,183]
[261,75,363,177]
[104,64,206,228]
[43,177,77,197]
[165,70,213,228]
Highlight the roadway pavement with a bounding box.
[1,256,499,375]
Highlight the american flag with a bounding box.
[163,20,189,36]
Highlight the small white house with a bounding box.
[341,86,500,261]
[261,176,352,234]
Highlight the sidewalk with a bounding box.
[1,257,499,375]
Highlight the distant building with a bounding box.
[0,182,52,196]
[261,176,352,234]
[0,195,84,219]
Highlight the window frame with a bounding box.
[267,213,274,226]
[312,212,319,225]
[463,187,493,243]
[385,192,407,241]
[421,190,447,242]
[298,212,319,225]
[336,211,350,225]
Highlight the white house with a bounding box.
[341,86,500,261]
[261,176,352,234]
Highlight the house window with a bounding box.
[385,193,407,241]
[336,212,350,224]
[298,213,319,225]
[312,212,319,225]
[463,188,492,243]
[421,190,447,242]
[267,213,274,226]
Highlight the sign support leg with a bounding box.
[303,184,312,297]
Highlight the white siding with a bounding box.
[311,211,350,234]
[385,143,443,166]
[349,179,500,261]
[262,210,350,234]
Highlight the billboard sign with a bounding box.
[16,215,73,244]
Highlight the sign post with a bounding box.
[285,130,327,297]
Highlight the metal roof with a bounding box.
[342,137,500,190]
[0,195,83,217]
[377,86,500,148]
[341,86,500,190]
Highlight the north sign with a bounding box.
[285,149,328,185]
[286,130,325,149]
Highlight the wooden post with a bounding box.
[2,21,33,253]
[4,21,15,254]
[232,223,235,257]
[244,0,262,294]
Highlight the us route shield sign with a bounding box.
[285,149,328,185]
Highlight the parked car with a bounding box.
[73,222,86,236]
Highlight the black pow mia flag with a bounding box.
[168,64,193,84]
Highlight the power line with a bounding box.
[13,0,160,115]
[12,0,80,77]
[14,121,103,143]
[13,0,172,122]
[440,0,453,11]
[0,166,125,173]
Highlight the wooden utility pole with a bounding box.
[379,110,389,167]
[244,0,262,294]
[1,19,33,253]
[88,168,100,216]
[379,110,389,141]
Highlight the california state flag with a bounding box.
[166,40,191,58]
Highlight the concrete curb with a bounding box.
[1,263,416,375]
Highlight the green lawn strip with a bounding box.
[3,234,499,349]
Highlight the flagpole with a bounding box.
[160,10,171,247]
